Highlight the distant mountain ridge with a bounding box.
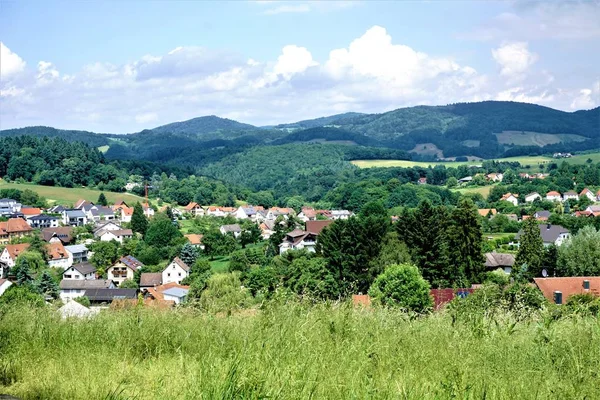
[1,101,598,161]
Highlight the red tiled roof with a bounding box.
[305,220,333,235]
[47,242,68,260]
[3,243,30,260]
[534,277,600,303]
[21,207,42,216]
[184,202,200,211]
[146,282,190,301]
[546,191,561,196]
[0,218,33,235]
[184,234,203,245]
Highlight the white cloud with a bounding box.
[492,42,537,81]
[36,61,60,85]
[135,112,159,124]
[0,42,26,78]
[273,45,317,79]
[570,82,599,110]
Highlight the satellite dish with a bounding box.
[542,269,548,278]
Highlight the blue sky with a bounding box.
[1,0,599,133]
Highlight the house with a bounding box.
[486,173,503,182]
[47,242,71,269]
[107,255,144,285]
[266,207,295,221]
[417,177,427,185]
[206,206,231,217]
[86,206,116,222]
[162,287,189,304]
[0,198,22,216]
[525,192,542,203]
[0,279,13,297]
[99,229,133,244]
[331,210,353,220]
[563,191,579,202]
[48,205,66,213]
[184,234,204,250]
[139,272,163,291]
[62,209,87,227]
[516,224,570,247]
[533,210,551,221]
[505,214,519,222]
[500,193,519,206]
[458,176,473,183]
[597,190,600,202]
[84,288,138,305]
[145,282,190,306]
[477,209,497,218]
[585,205,600,216]
[260,220,275,240]
[279,229,319,254]
[235,206,263,220]
[0,243,30,272]
[26,214,59,229]
[74,199,94,209]
[546,191,562,202]
[298,207,318,222]
[580,188,596,202]
[534,277,600,304]
[184,202,204,217]
[65,244,89,264]
[21,207,42,218]
[120,206,133,222]
[220,224,242,238]
[59,279,115,301]
[142,203,155,219]
[162,257,190,285]
[0,218,33,244]
[125,182,140,191]
[93,221,123,236]
[63,263,96,280]
[41,227,74,244]
[484,252,515,274]
[305,220,334,234]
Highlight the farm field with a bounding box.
[0,180,145,206]
[1,304,599,399]
[352,151,600,169]
[494,131,587,146]
[451,185,493,198]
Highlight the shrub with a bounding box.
[485,268,510,286]
[565,293,600,316]
[74,296,91,307]
[368,263,433,313]
[198,272,252,313]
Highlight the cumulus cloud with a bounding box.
[0,25,597,132]
[0,42,26,78]
[492,42,538,81]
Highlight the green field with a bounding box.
[1,303,599,399]
[495,131,587,146]
[452,185,493,198]
[352,152,600,169]
[0,180,146,206]
[97,145,110,153]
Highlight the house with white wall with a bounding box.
[162,257,190,285]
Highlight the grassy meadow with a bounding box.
[1,303,599,399]
[0,180,146,206]
[352,151,600,169]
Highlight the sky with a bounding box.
[1,0,599,133]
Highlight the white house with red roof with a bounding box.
[579,188,596,202]
[500,193,519,206]
[546,191,562,202]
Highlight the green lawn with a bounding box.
[209,256,230,273]
[351,151,600,169]
[452,185,493,198]
[0,180,146,206]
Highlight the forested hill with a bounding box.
[1,101,598,161]
[147,115,259,137]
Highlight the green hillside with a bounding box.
[148,115,259,138]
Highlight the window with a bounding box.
[64,274,71,279]
[167,273,171,277]
[178,273,181,277]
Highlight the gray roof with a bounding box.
[27,214,59,221]
[65,209,86,218]
[516,224,570,244]
[484,253,515,268]
[84,288,137,301]
[60,279,113,290]
[89,206,115,217]
[221,224,242,233]
[71,263,96,275]
[65,244,88,254]
[162,287,189,298]
[534,210,551,218]
[140,273,162,287]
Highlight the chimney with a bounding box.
[583,280,590,291]
[554,291,562,305]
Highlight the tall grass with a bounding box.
[1,302,599,399]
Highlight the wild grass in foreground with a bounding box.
[1,302,599,399]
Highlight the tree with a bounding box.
[446,176,458,188]
[198,273,252,313]
[370,231,412,277]
[514,217,544,280]
[97,192,108,206]
[0,285,45,308]
[179,243,199,266]
[202,230,237,260]
[13,252,46,284]
[239,223,262,248]
[368,263,433,313]
[184,259,213,296]
[144,213,182,248]
[120,279,139,289]
[90,240,120,275]
[36,270,59,299]
[557,226,600,276]
[447,198,485,284]
[131,202,148,235]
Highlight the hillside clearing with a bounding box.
[0,180,146,206]
[495,131,587,146]
[451,186,493,198]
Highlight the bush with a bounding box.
[245,266,279,297]
[74,296,91,307]
[0,285,45,309]
[565,293,600,316]
[198,272,253,313]
[485,268,510,286]
[368,263,433,313]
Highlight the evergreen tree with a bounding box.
[179,242,199,266]
[13,256,34,285]
[97,192,108,206]
[131,202,148,235]
[447,198,485,285]
[36,270,59,299]
[239,224,262,248]
[515,216,544,280]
